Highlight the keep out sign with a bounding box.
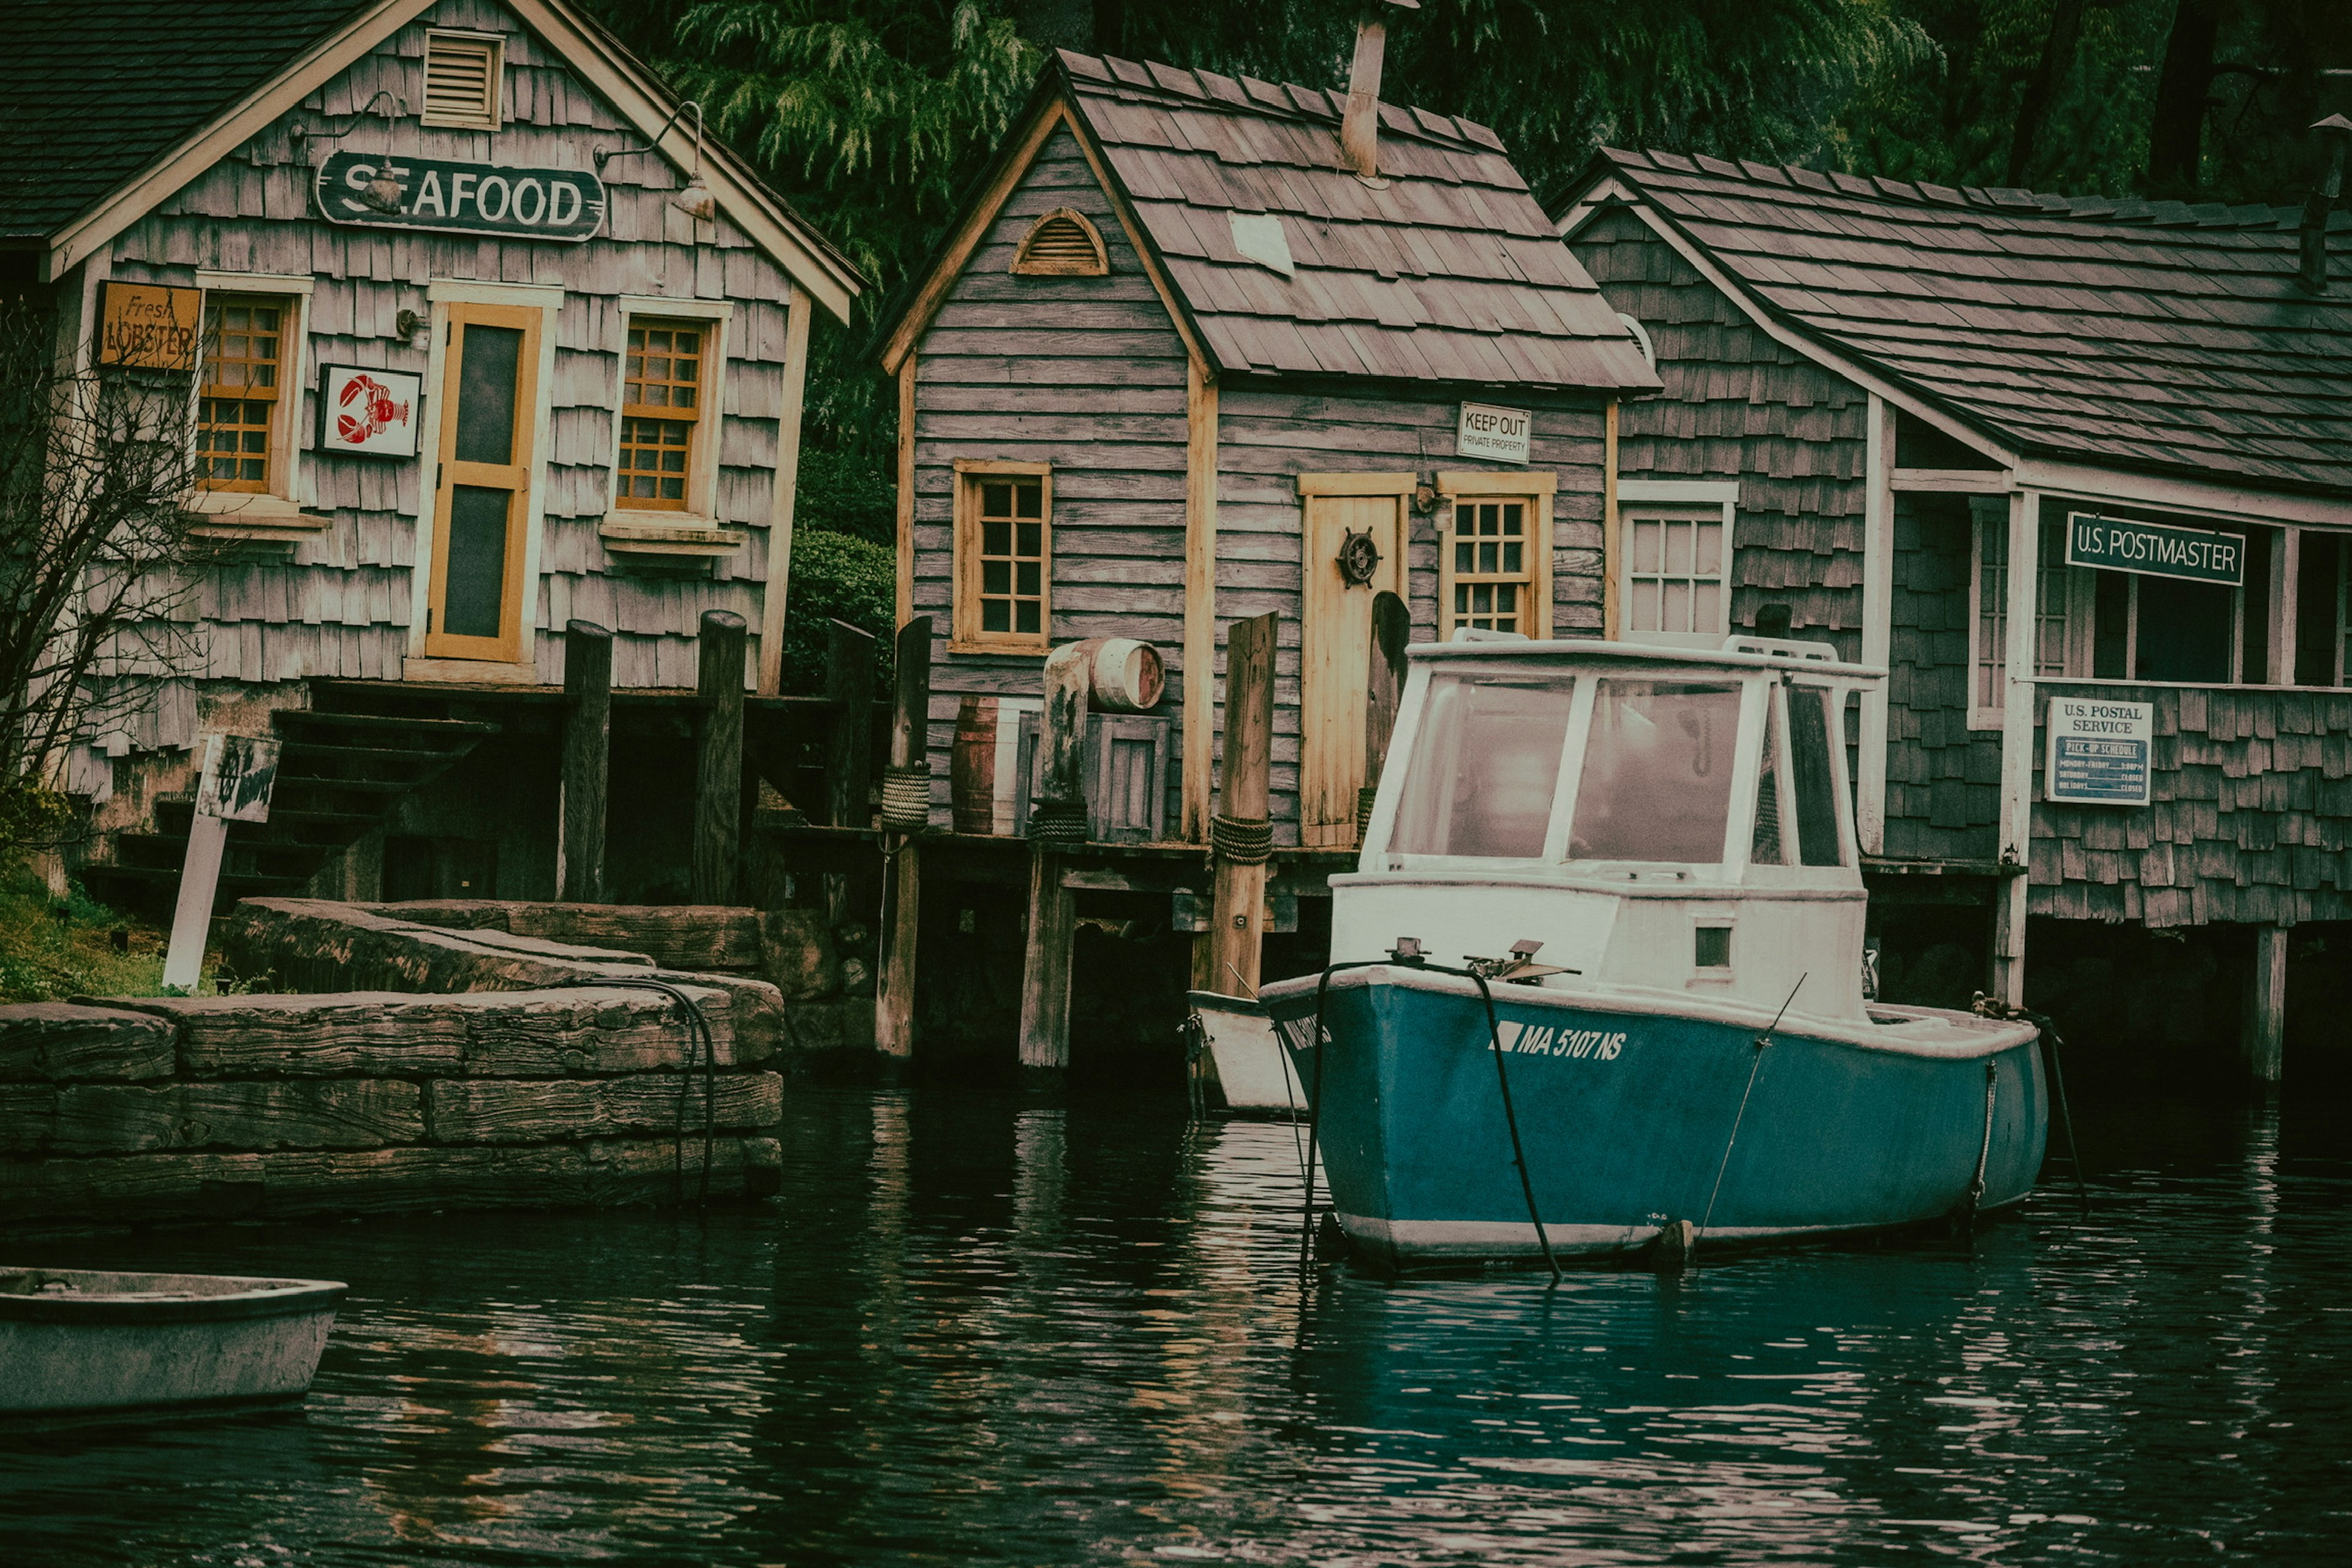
[314,151,607,243]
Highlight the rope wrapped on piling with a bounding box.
[1027,796,1090,850]
[879,764,932,831]
[1210,812,1272,865]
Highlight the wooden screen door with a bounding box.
[425,303,541,663]
[1298,488,1409,846]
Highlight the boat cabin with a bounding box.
[1341,635,1883,1023]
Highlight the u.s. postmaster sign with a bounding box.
[314,151,606,242]
[2064,511,2244,587]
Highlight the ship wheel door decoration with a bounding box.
[1336,527,1383,587]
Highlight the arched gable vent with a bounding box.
[1012,209,1109,276]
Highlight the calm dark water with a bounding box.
[4,1079,2351,1566]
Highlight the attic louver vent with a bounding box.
[422,32,503,130]
[1012,209,1109,276]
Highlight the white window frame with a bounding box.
[1436,470,1556,639]
[184,270,317,527]
[421,29,506,132]
[606,296,731,529]
[1616,479,1736,648]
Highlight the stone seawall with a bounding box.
[0,988,783,1237]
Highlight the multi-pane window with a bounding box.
[197,298,282,492]
[1972,510,2078,723]
[617,320,703,510]
[1449,500,1531,633]
[974,477,1046,636]
[1625,511,1727,642]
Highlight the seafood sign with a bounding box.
[318,366,423,457]
[313,151,606,243]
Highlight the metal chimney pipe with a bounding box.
[1340,0,1418,182]
[2297,114,2351,296]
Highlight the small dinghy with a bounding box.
[0,1267,345,1417]
[1187,990,1308,1115]
[1259,631,2046,1272]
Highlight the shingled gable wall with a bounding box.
[85,0,802,765]
[907,119,1617,842]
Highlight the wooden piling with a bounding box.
[691,610,748,906]
[2247,924,2288,1082]
[822,619,878,929]
[1017,643,1092,1075]
[1208,612,1278,998]
[877,617,932,1061]
[560,619,612,903]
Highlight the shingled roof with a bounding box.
[0,0,371,241]
[889,51,1656,393]
[1561,148,2352,497]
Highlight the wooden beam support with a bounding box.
[1602,398,1621,641]
[1181,356,1218,842]
[1990,489,2039,1006]
[691,610,748,905]
[877,616,933,1062]
[2246,924,2288,1082]
[1208,612,1276,1000]
[1857,394,1896,856]
[821,619,878,929]
[559,619,612,903]
[1018,643,1093,1074]
[895,353,916,631]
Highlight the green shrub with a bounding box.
[778,527,896,696]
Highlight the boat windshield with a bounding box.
[1387,674,1575,858]
[1567,680,1743,863]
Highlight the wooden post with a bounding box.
[2247,924,2288,1082]
[1856,394,1896,856]
[1208,612,1277,999]
[877,616,932,1061]
[822,619,878,928]
[1018,642,1091,1076]
[1990,489,2040,1006]
[1360,591,1409,839]
[692,610,748,906]
[560,619,611,903]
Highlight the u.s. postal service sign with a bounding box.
[314,151,606,242]
[2044,695,2152,807]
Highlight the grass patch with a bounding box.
[0,863,181,1002]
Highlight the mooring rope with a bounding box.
[562,975,717,1204]
[1972,995,2092,1217]
[1027,796,1090,850]
[1210,812,1273,865]
[878,764,932,832]
[1699,973,1807,1243]
[1958,1059,2000,1234]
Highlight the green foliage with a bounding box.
[0,862,167,1003]
[794,447,896,547]
[777,526,897,695]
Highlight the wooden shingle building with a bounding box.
[5,0,860,905]
[881,45,1657,857]
[1555,148,2352,1071]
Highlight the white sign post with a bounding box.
[2043,696,2152,807]
[1455,402,1531,465]
[161,735,282,992]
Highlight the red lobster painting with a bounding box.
[336,372,410,447]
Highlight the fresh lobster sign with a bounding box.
[319,365,423,458]
[314,150,606,242]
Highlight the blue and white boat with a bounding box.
[1257,632,2046,1271]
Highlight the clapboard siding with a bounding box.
[93,0,801,769]
[1570,208,1866,654]
[1885,492,1999,861]
[2030,685,2352,926]
[910,124,1192,828]
[1215,386,1608,843]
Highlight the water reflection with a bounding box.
[3,1083,2350,1565]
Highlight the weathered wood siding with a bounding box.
[1887,492,1999,860]
[909,124,1191,826]
[99,0,801,760]
[1215,385,1608,842]
[2030,685,2352,926]
[1570,207,1867,653]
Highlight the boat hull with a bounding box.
[1187,991,1308,1115]
[0,1268,345,1415]
[1263,968,2046,1270]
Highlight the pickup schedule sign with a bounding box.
[2064,511,2244,587]
[2045,696,2153,807]
[314,151,606,242]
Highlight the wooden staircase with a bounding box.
[83,709,499,916]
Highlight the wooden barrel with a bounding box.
[950,695,1000,834]
[1071,637,1166,712]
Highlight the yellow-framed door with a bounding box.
[425,303,540,663]
[1298,486,1409,848]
